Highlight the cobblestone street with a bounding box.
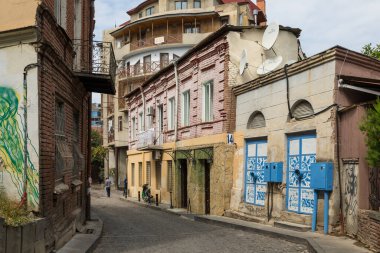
[92,189,309,253]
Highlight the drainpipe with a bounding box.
[335,105,345,234]
[139,86,146,131]
[22,63,39,210]
[173,61,179,142]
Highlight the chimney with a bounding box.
[257,0,266,15]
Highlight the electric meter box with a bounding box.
[310,162,334,191]
[264,162,283,183]
[264,163,271,182]
[270,162,283,183]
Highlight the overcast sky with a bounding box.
[92,0,380,102]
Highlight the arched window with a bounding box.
[291,100,314,119]
[247,111,266,129]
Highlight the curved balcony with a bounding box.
[130,33,182,51]
[118,60,170,79]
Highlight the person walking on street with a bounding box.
[123,177,128,198]
[105,177,111,197]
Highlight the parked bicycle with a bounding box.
[142,184,153,203]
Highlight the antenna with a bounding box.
[239,49,248,75]
[262,22,280,50]
[257,56,283,75]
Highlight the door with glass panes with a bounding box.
[244,140,267,206]
[287,135,316,214]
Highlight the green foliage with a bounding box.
[91,130,107,181]
[91,130,103,147]
[0,191,32,226]
[360,99,380,168]
[362,43,380,60]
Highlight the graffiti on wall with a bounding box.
[0,86,39,208]
[343,162,358,236]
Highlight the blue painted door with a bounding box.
[245,140,267,206]
[287,135,316,214]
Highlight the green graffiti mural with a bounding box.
[0,86,39,208]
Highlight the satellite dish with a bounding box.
[257,56,283,75]
[239,49,248,75]
[262,22,280,50]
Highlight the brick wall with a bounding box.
[126,35,232,149]
[36,1,93,249]
[357,210,380,252]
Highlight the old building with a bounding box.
[0,0,115,251]
[102,0,267,189]
[91,103,102,133]
[231,46,380,250]
[124,24,300,214]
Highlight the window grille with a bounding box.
[146,161,151,185]
[73,144,84,176]
[167,161,173,191]
[247,111,266,129]
[55,137,73,181]
[138,162,143,186]
[131,163,135,186]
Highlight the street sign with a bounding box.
[227,133,234,144]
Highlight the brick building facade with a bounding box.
[0,0,114,251]
[124,25,299,214]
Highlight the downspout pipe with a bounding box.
[22,63,39,210]
[139,86,146,131]
[173,61,179,142]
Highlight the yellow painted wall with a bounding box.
[0,0,40,32]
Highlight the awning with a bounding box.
[338,75,380,96]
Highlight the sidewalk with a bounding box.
[56,214,103,253]
[121,194,370,253]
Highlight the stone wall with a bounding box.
[357,210,380,252]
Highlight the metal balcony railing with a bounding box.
[130,34,182,51]
[73,40,117,85]
[119,60,170,79]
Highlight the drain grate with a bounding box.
[86,229,94,234]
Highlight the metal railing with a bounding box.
[73,40,117,84]
[130,34,182,51]
[119,60,170,79]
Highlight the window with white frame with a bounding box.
[175,0,187,10]
[139,112,144,132]
[182,90,190,126]
[193,0,201,8]
[146,6,154,16]
[168,97,175,130]
[54,0,67,29]
[202,81,213,122]
[131,117,136,139]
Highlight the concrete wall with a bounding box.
[231,60,340,230]
[0,43,40,210]
[227,28,299,88]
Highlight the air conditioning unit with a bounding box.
[147,106,155,116]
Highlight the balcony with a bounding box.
[130,33,182,51]
[73,40,116,94]
[136,128,164,150]
[119,60,170,79]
